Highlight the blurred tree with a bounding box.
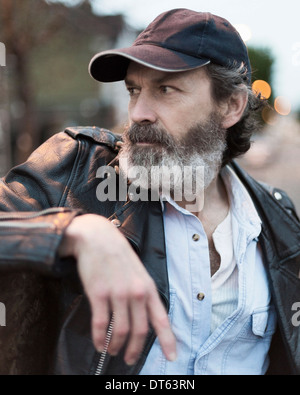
[248,46,275,101]
[247,46,275,126]
[0,0,125,165]
[0,0,68,164]
[248,47,274,84]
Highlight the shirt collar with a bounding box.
[160,194,194,216]
[220,165,262,232]
[160,164,261,232]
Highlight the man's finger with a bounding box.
[91,296,110,353]
[107,294,130,356]
[123,290,149,365]
[148,291,177,362]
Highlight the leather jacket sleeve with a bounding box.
[0,209,81,275]
[0,131,86,275]
[0,131,81,211]
[0,127,119,276]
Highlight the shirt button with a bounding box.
[192,234,200,241]
[274,191,282,200]
[197,292,205,301]
[111,218,121,228]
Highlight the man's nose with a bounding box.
[129,94,157,124]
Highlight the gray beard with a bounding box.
[118,116,227,199]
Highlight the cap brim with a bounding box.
[89,45,210,82]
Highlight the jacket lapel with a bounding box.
[109,199,169,309]
[231,161,300,374]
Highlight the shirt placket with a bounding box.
[185,216,212,368]
[193,222,257,374]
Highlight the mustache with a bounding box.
[123,123,175,147]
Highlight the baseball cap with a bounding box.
[89,8,251,84]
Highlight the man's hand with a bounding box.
[58,214,176,366]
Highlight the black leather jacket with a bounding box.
[0,126,300,375]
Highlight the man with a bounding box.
[0,8,300,375]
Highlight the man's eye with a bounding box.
[160,86,175,94]
[127,87,139,96]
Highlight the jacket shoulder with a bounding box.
[230,161,299,221]
[258,181,299,220]
[64,126,122,150]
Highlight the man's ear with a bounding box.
[220,86,248,129]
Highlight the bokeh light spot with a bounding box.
[252,80,272,100]
[261,106,278,125]
[234,24,252,42]
[274,96,291,116]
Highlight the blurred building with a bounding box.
[0,0,138,173]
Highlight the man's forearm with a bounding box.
[0,208,82,275]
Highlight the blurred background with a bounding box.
[0,0,300,212]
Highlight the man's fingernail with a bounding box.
[168,352,177,361]
[125,358,136,366]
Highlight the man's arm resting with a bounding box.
[58,214,177,366]
[0,210,176,365]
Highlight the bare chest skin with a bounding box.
[208,238,221,276]
[201,216,225,277]
[177,175,230,277]
[193,176,229,277]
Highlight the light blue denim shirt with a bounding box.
[140,165,277,375]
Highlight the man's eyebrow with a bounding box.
[124,78,136,87]
[125,73,184,87]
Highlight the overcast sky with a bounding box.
[89,0,300,111]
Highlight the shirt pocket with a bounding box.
[238,305,277,341]
[222,306,277,374]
